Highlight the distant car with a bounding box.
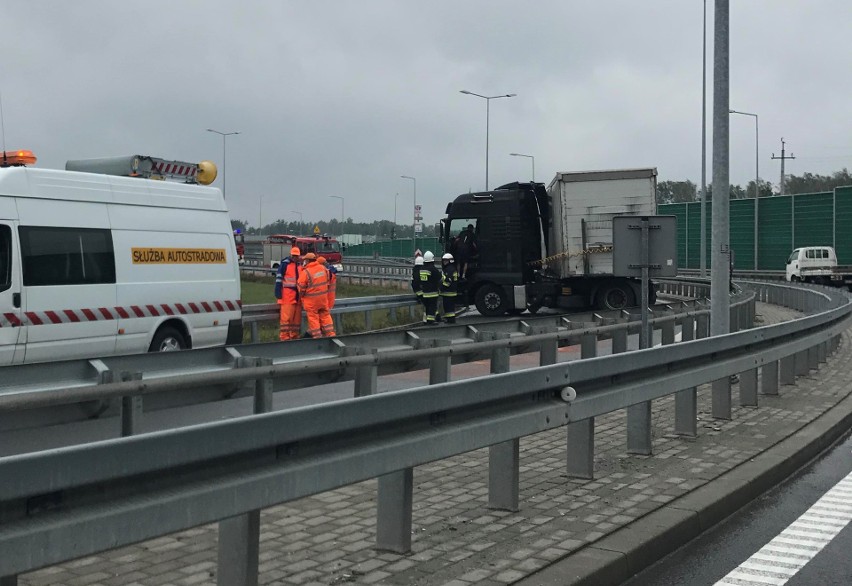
[785,246,852,288]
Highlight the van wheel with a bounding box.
[474,284,508,317]
[149,326,187,352]
[596,282,635,311]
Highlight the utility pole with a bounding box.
[771,138,795,195]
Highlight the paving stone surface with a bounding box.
[17,302,852,586]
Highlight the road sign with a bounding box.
[414,223,423,233]
[612,216,678,277]
[313,225,321,235]
[414,205,422,212]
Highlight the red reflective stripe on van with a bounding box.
[225,300,236,311]
[213,301,224,311]
[175,303,187,314]
[189,303,201,313]
[201,302,213,312]
[98,308,114,320]
[161,304,174,316]
[131,306,145,318]
[115,306,130,319]
[44,311,63,324]
[63,310,81,322]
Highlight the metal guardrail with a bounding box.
[3,280,849,583]
[0,280,714,432]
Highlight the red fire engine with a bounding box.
[265,233,342,270]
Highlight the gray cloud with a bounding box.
[2,1,850,228]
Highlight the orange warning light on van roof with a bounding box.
[0,149,37,167]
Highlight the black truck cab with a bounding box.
[442,182,548,316]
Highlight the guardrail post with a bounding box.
[780,354,797,385]
[120,371,143,437]
[795,349,810,376]
[675,316,697,437]
[739,363,758,407]
[217,357,272,586]
[250,321,260,343]
[429,339,453,384]
[566,331,599,479]
[807,345,819,371]
[539,327,559,366]
[611,327,628,354]
[761,360,779,395]
[354,348,379,397]
[627,320,653,455]
[487,332,519,511]
[376,468,414,553]
[696,313,710,339]
[818,341,827,364]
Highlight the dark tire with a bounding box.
[527,303,542,315]
[474,283,508,317]
[148,326,188,352]
[595,282,635,311]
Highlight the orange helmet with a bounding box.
[303,252,317,261]
[317,256,327,264]
[290,247,301,256]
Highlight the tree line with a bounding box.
[231,217,438,239]
[656,168,852,204]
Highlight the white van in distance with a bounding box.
[0,150,242,365]
[785,246,852,289]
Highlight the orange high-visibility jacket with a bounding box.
[298,261,330,308]
[277,260,301,305]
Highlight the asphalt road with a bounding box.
[622,430,852,586]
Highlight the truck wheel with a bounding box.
[149,326,188,352]
[475,284,508,317]
[596,282,635,311]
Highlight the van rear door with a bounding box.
[0,222,25,365]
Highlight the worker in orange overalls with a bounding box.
[317,256,338,309]
[298,253,336,338]
[274,246,302,340]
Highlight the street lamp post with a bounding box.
[206,129,240,199]
[509,152,535,181]
[394,192,399,226]
[291,210,303,230]
[401,175,416,254]
[460,90,517,190]
[730,109,759,269]
[329,196,344,225]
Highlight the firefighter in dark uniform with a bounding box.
[440,253,459,323]
[411,255,425,322]
[418,251,442,324]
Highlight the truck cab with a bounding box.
[442,182,549,316]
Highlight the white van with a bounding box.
[0,152,242,365]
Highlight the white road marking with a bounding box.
[714,469,852,585]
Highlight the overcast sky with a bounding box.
[2,1,850,228]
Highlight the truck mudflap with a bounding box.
[226,318,244,345]
[513,286,527,310]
